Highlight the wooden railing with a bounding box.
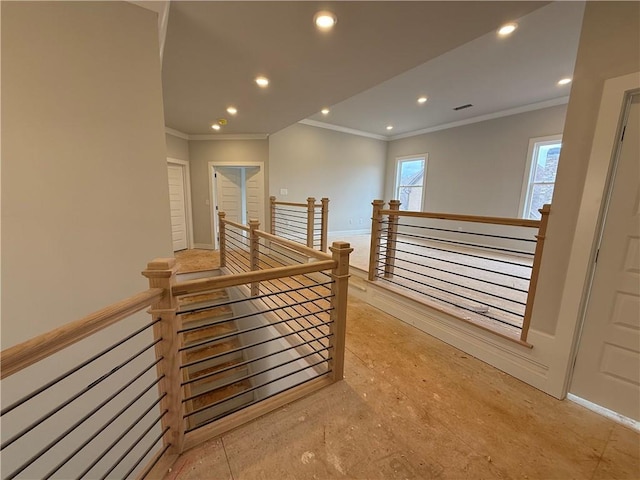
[0,227,352,479]
[368,200,550,344]
[269,196,329,252]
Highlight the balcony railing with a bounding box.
[368,200,550,344]
[269,196,329,252]
[0,225,352,478]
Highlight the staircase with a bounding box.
[176,272,255,428]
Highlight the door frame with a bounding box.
[559,73,640,399]
[167,157,194,250]
[208,161,265,250]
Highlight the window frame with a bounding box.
[394,154,428,212]
[518,134,562,219]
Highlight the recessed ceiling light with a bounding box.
[255,76,269,88]
[417,96,428,104]
[211,124,221,131]
[386,125,393,131]
[498,23,517,36]
[321,108,330,115]
[557,77,572,86]
[226,106,238,115]
[314,11,337,30]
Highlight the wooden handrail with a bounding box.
[0,288,164,380]
[173,260,336,297]
[272,200,323,208]
[257,230,332,261]
[378,209,541,228]
[222,218,250,232]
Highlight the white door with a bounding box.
[215,167,242,223]
[570,94,640,421]
[168,164,188,251]
[245,167,261,222]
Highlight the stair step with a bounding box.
[192,379,253,410]
[184,338,244,377]
[178,290,229,309]
[190,364,249,394]
[182,322,237,346]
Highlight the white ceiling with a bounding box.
[162,1,560,137]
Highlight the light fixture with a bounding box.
[226,106,238,115]
[417,96,428,104]
[211,124,221,131]
[557,77,572,86]
[314,11,337,30]
[255,76,269,87]
[386,125,393,131]
[321,108,330,115]
[498,23,517,36]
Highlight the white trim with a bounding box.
[193,243,215,250]
[394,154,428,211]
[165,127,189,140]
[390,96,570,141]
[567,394,640,432]
[190,134,268,141]
[167,158,195,250]
[298,119,387,141]
[557,72,640,398]
[518,134,563,218]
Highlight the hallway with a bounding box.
[163,289,639,479]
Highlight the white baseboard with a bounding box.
[329,229,370,237]
[567,394,640,432]
[193,243,215,250]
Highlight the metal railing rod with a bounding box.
[273,216,307,227]
[388,255,530,293]
[178,281,333,317]
[0,338,161,452]
[181,332,333,387]
[381,261,528,305]
[375,268,523,325]
[181,319,334,370]
[42,375,164,479]
[273,226,308,239]
[183,346,332,404]
[273,207,307,217]
[385,245,532,280]
[67,391,166,479]
[223,235,250,251]
[392,231,535,257]
[184,357,331,419]
[256,241,332,278]
[7,356,162,480]
[0,318,160,417]
[121,425,170,480]
[98,412,169,480]
[179,306,333,353]
[187,370,332,433]
[138,442,171,480]
[379,220,538,243]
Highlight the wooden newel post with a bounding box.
[521,203,551,343]
[368,199,385,281]
[269,196,276,235]
[320,197,329,252]
[249,219,260,295]
[218,212,226,268]
[384,200,401,279]
[306,197,316,249]
[142,258,184,455]
[329,241,353,382]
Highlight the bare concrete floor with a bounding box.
[166,296,640,480]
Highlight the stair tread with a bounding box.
[180,306,233,324]
[178,290,229,307]
[184,338,242,363]
[183,323,237,345]
[191,380,253,410]
[189,360,247,381]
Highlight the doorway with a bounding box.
[569,91,640,423]
[167,159,193,252]
[209,163,264,250]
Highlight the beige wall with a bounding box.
[1,2,170,475]
[386,104,568,217]
[166,132,190,161]
[532,1,640,336]
[188,139,269,245]
[269,123,387,233]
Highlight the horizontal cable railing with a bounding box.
[0,288,171,480]
[269,196,329,252]
[368,200,550,343]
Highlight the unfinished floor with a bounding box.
[164,290,640,479]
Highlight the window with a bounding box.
[395,155,427,211]
[520,135,562,220]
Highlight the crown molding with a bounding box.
[165,127,189,140]
[164,127,267,141]
[298,119,387,141]
[389,96,570,141]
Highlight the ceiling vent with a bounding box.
[453,103,473,111]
